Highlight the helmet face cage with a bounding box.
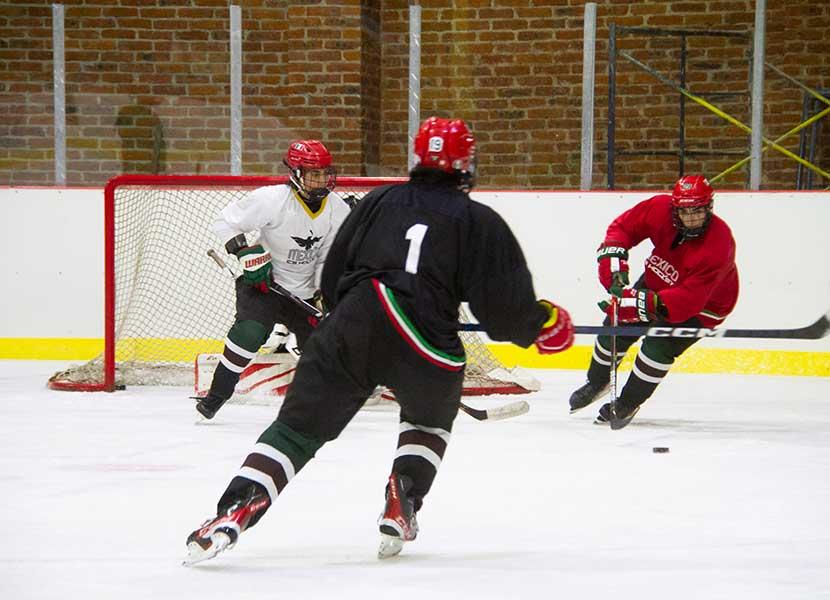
[284,140,336,201]
[671,175,714,238]
[413,117,477,190]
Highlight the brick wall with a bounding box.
[0,3,53,183]
[1,0,828,189]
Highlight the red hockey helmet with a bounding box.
[413,117,477,189]
[284,140,336,202]
[671,175,714,238]
[671,175,714,208]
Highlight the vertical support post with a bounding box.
[796,93,809,189]
[607,23,617,189]
[679,34,687,178]
[229,5,243,175]
[806,96,819,188]
[580,3,597,191]
[749,0,766,190]
[408,2,421,171]
[52,4,66,185]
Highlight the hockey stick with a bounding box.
[207,249,323,319]
[459,309,830,340]
[459,399,530,421]
[209,250,528,422]
[609,296,619,421]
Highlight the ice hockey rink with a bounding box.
[1,361,828,600]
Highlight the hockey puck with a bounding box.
[652,447,670,453]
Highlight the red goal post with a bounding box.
[48,174,539,397]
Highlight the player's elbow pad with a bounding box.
[224,234,248,256]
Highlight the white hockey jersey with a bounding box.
[213,184,351,299]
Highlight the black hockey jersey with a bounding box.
[321,175,548,355]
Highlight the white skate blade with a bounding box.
[377,533,403,559]
[182,531,232,566]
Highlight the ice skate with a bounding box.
[569,380,610,413]
[195,393,228,420]
[594,402,640,430]
[377,473,418,559]
[183,490,270,566]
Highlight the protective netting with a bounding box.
[48,175,538,396]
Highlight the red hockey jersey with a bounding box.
[604,194,739,327]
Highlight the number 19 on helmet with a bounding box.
[413,117,477,191]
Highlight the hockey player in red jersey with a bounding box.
[569,175,739,429]
[183,117,575,565]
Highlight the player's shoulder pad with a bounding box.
[326,190,351,208]
[230,184,287,214]
[707,213,737,249]
[253,183,293,206]
[465,197,513,234]
[647,193,674,207]
[466,196,503,219]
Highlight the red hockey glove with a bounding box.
[597,242,630,297]
[238,244,272,293]
[534,300,575,354]
[598,288,661,324]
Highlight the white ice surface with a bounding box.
[1,361,828,600]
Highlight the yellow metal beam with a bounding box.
[711,63,830,183]
[620,51,830,181]
[711,105,830,183]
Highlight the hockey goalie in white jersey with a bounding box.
[195,140,352,420]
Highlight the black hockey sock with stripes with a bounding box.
[618,345,673,410]
[586,337,628,386]
[207,362,239,401]
[391,421,452,513]
[216,420,325,528]
[618,335,700,410]
[208,319,270,401]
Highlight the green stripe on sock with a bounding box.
[257,420,325,473]
[228,320,270,353]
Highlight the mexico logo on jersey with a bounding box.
[646,254,679,285]
[288,230,322,264]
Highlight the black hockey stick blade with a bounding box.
[459,309,830,340]
[460,399,530,421]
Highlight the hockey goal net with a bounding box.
[48,174,539,397]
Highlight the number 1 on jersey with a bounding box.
[404,223,428,274]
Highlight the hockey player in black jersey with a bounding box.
[183,116,575,565]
